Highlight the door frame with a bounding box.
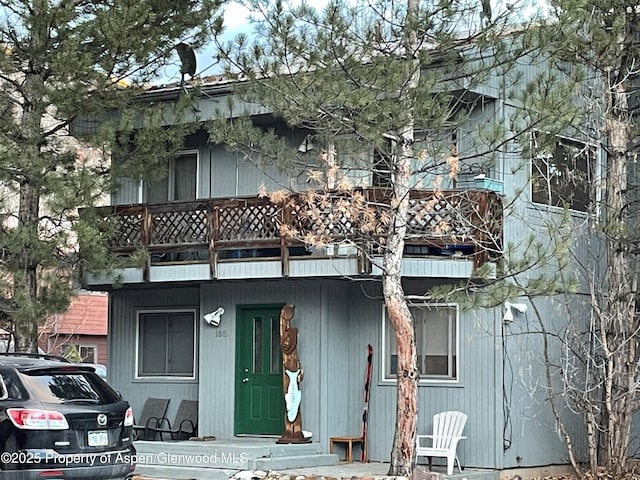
[234,304,284,435]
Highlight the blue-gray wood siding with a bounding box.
[197,280,351,444]
[113,100,498,207]
[107,288,200,424]
[107,276,586,469]
[490,95,590,467]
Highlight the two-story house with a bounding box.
[83,60,597,475]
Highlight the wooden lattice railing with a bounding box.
[91,188,502,278]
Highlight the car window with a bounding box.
[18,371,121,405]
[0,377,7,400]
[0,371,26,400]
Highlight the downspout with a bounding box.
[319,283,329,451]
[496,70,508,472]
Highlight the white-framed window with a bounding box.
[531,133,596,212]
[143,150,199,203]
[63,344,97,363]
[136,309,197,379]
[382,302,459,383]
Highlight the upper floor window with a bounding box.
[144,151,198,203]
[531,134,596,212]
[413,129,458,189]
[383,303,458,383]
[330,129,457,189]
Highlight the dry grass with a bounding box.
[531,463,640,480]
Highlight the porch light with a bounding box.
[503,301,527,323]
[204,307,224,327]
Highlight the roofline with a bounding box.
[137,77,237,102]
[138,42,466,102]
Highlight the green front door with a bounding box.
[235,305,284,435]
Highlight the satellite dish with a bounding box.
[176,42,197,85]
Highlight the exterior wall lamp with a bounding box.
[204,307,224,327]
[503,301,527,323]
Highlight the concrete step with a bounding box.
[133,440,338,472]
[136,440,325,464]
[135,464,237,480]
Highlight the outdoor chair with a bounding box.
[132,397,170,441]
[416,410,467,475]
[149,399,198,440]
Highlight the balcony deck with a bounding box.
[85,188,502,285]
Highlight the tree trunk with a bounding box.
[385,285,418,476]
[601,73,636,475]
[13,0,47,353]
[14,181,41,353]
[386,1,420,475]
[384,166,417,475]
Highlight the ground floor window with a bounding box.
[383,303,458,382]
[137,310,196,379]
[63,344,97,363]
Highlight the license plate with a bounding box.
[88,430,108,446]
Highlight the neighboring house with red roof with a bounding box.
[39,291,108,364]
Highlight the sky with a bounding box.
[156,2,252,84]
[196,2,254,78]
[158,1,345,84]
[158,0,546,84]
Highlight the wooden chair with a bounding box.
[149,399,198,440]
[416,410,467,475]
[132,397,170,441]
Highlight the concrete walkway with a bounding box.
[130,438,498,480]
[134,461,497,480]
[279,463,495,480]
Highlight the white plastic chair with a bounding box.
[416,410,467,475]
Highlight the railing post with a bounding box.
[141,206,151,282]
[209,204,218,279]
[281,201,290,277]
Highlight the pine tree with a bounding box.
[429,1,640,474]
[211,0,532,473]
[533,1,640,475]
[0,1,222,352]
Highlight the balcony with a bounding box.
[86,188,502,285]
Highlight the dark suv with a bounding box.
[0,354,135,479]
